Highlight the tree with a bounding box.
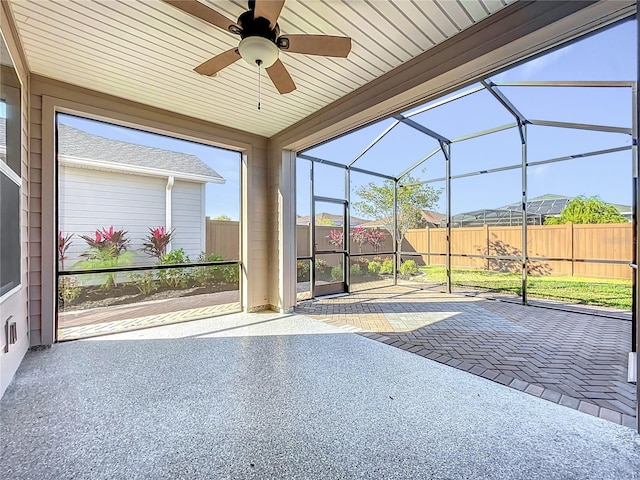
[544,196,627,225]
[316,218,335,226]
[353,174,442,249]
[213,214,232,221]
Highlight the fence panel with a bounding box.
[404,222,632,279]
[205,219,239,260]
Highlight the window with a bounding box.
[0,32,22,299]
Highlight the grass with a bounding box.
[412,266,632,311]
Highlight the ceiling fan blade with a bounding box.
[279,34,351,57]
[163,0,240,34]
[266,59,296,94]
[254,0,285,29]
[194,49,241,76]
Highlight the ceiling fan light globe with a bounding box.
[238,36,279,68]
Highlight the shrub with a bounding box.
[315,258,327,274]
[297,260,310,282]
[331,265,344,281]
[192,252,238,286]
[158,248,190,288]
[58,276,81,306]
[368,261,381,275]
[400,260,418,276]
[350,263,362,276]
[380,259,394,275]
[128,271,157,294]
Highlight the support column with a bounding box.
[632,0,640,433]
[443,143,452,294]
[345,168,351,292]
[279,150,297,312]
[393,179,398,286]
[521,124,528,306]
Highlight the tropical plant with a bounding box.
[544,196,628,225]
[58,232,73,270]
[80,226,130,257]
[75,227,134,289]
[141,226,175,259]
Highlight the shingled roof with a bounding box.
[56,122,224,183]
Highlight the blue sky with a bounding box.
[56,18,637,221]
[301,18,637,218]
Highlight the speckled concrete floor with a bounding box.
[1,312,639,479]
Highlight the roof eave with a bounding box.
[59,154,225,184]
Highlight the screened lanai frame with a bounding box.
[296,79,638,313]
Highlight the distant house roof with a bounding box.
[450,194,632,227]
[56,123,224,184]
[296,212,369,226]
[359,210,445,229]
[498,194,631,216]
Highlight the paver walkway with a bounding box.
[58,290,240,340]
[296,285,636,428]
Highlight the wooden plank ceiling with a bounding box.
[9,0,511,137]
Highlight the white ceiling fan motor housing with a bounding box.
[238,36,279,68]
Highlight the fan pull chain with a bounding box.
[256,59,262,111]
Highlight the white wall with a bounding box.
[58,166,206,268]
[0,1,30,397]
[58,165,166,267]
[170,180,204,260]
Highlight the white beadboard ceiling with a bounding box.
[10,0,511,137]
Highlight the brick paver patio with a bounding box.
[296,285,636,428]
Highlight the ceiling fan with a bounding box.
[164,0,352,95]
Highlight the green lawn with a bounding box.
[412,266,632,310]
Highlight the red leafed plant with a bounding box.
[350,226,368,253]
[80,226,130,258]
[58,232,73,270]
[327,229,344,248]
[142,226,175,260]
[366,228,385,252]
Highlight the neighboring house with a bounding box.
[57,123,224,266]
[296,212,369,226]
[448,194,632,227]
